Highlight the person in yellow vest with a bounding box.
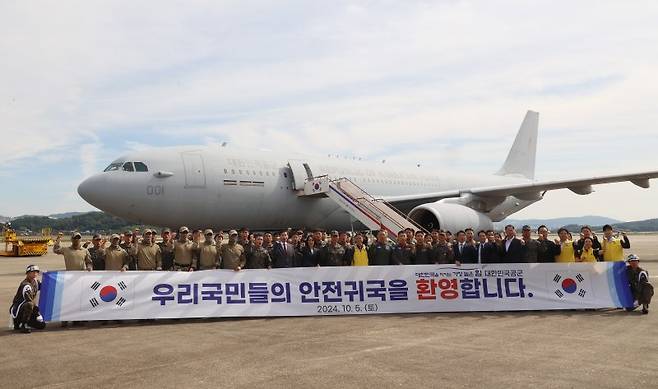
[600,224,631,262]
[351,233,369,266]
[576,237,597,262]
[554,228,575,262]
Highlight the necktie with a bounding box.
[459,244,463,255]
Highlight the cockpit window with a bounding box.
[104,160,148,172]
[134,162,148,172]
[103,163,122,172]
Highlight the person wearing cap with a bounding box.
[158,228,175,271]
[413,234,432,265]
[338,231,353,265]
[219,230,246,270]
[198,229,220,270]
[83,234,107,270]
[626,254,652,314]
[263,232,275,256]
[431,230,454,264]
[171,227,198,271]
[105,234,130,271]
[520,225,539,263]
[246,233,272,269]
[119,230,137,270]
[574,226,602,261]
[129,229,162,270]
[53,232,92,271]
[10,265,47,333]
[601,224,631,262]
[320,230,347,266]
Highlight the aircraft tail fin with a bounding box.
[495,110,538,180]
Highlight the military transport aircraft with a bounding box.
[77,111,658,235]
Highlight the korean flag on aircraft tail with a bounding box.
[81,276,135,311]
[546,271,593,301]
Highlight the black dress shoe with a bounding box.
[21,326,31,334]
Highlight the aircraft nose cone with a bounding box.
[78,174,104,207]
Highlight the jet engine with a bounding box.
[408,202,494,233]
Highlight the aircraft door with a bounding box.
[181,151,206,188]
[287,159,313,190]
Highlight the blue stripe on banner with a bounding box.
[612,262,634,308]
[52,272,64,321]
[606,265,620,307]
[38,271,58,321]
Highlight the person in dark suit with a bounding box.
[300,235,320,267]
[536,225,560,262]
[271,230,296,268]
[499,225,527,263]
[480,230,502,263]
[452,230,477,264]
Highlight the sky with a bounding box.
[1,1,658,221]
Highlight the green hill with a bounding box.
[9,212,147,234]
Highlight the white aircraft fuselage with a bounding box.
[78,112,658,232]
[78,145,529,231]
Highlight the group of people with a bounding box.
[9,222,651,333]
[51,223,633,272]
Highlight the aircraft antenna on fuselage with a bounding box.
[495,110,538,180]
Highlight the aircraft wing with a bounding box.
[383,170,658,211]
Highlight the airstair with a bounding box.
[300,176,425,238]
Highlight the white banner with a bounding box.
[39,263,634,321]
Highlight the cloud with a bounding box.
[1,1,658,218]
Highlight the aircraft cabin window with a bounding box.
[232,169,235,174]
[122,162,134,172]
[134,162,148,172]
[224,169,228,174]
[103,163,122,172]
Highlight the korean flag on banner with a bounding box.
[546,271,593,301]
[80,276,136,311]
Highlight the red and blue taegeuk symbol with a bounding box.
[561,278,577,294]
[99,285,118,302]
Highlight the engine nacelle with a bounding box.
[408,202,493,233]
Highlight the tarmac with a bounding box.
[1,234,657,389]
